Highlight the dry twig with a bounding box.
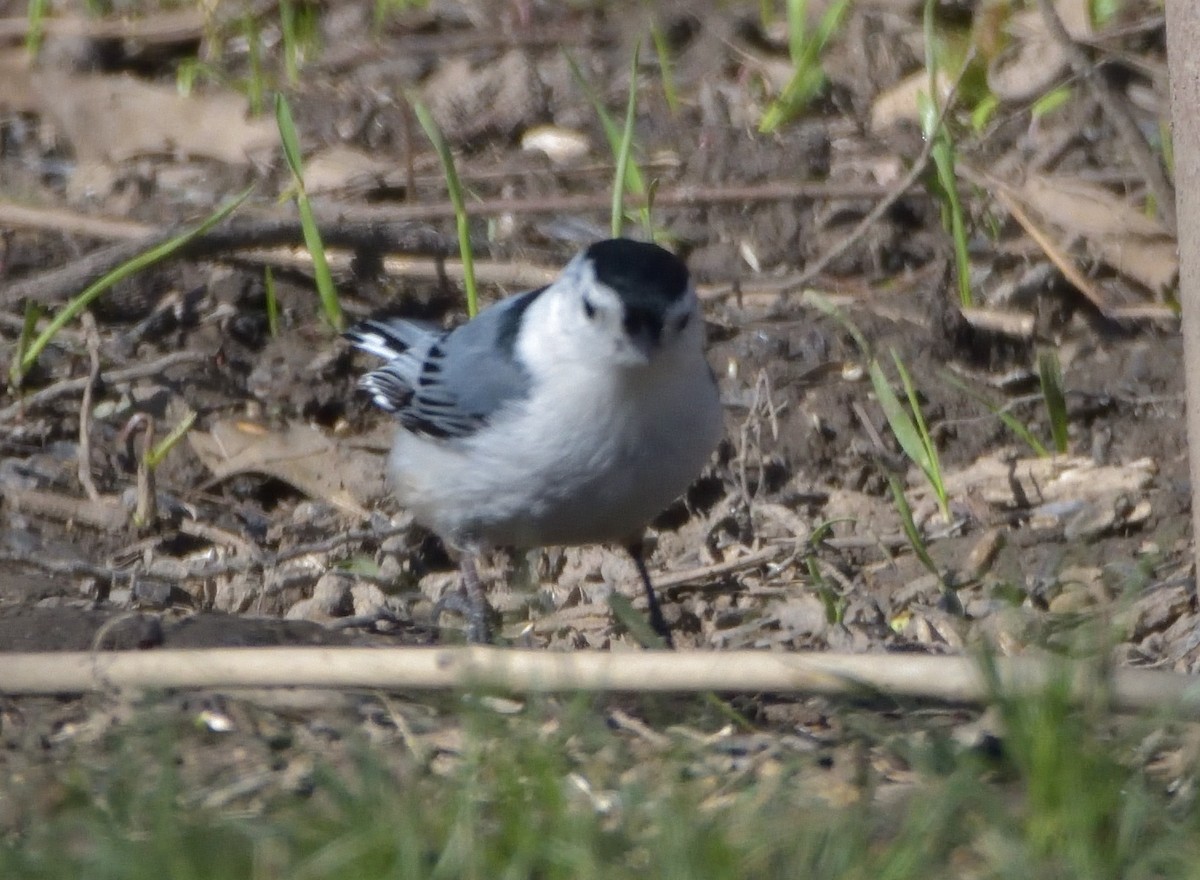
[1,180,901,307]
[0,647,1197,719]
[76,313,103,503]
[0,350,209,423]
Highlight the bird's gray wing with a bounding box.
[345,287,543,439]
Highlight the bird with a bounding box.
[343,238,723,646]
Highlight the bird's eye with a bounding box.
[675,314,690,332]
[583,299,596,319]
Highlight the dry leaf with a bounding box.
[986,1,1089,103]
[773,596,830,639]
[1055,0,1094,40]
[423,50,544,145]
[869,70,951,132]
[1018,175,1178,293]
[31,72,276,164]
[303,145,400,194]
[189,419,389,518]
[987,10,1069,103]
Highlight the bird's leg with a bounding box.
[459,556,492,643]
[432,555,493,644]
[625,539,675,649]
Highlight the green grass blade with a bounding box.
[411,97,478,317]
[869,358,931,475]
[758,0,849,132]
[1032,85,1073,120]
[649,20,679,116]
[276,93,343,329]
[787,0,809,65]
[921,0,937,89]
[243,14,265,115]
[280,0,300,85]
[801,291,870,356]
[887,473,945,588]
[8,300,41,390]
[920,0,972,307]
[892,352,935,461]
[891,351,948,518]
[611,43,641,238]
[25,0,48,56]
[17,188,251,380]
[941,371,1049,457]
[565,51,647,203]
[942,372,1049,457]
[930,131,972,307]
[1038,348,1069,454]
[146,410,197,470]
[277,90,305,167]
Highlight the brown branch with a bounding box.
[2,179,902,307]
[0,647,1195,718]
[780,133,939,294]
[76,313,102,503]
[0,522,413,586]
[0,350,209,423]
[774,51,970,298]
[2,216,454,307]
[327,181,899,224]
[0,202,150,241]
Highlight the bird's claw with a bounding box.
[432,589,493,644]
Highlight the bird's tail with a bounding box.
[344,318,438,413]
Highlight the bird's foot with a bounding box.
[432,556,494,644]
[432,589,493,644]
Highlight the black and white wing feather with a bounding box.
[344,289,542,440]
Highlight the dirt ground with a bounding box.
[0,0,1189,793]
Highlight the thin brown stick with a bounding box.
[0,350,208,423]
[0,647,1196,718]
[236,249,559,291]
[2,216,453,307]
[773,54,970,298]
[990,185,1112,313]
[781,141,940,295]
[0,489,127,530]
[1168,0,1200,589]
[76,313,102,503]
[2,179,900,307]
[0,202,151,241]
[1,182,896,244]
[0,8,205,42]
[329,182,897,224]
[656,546,787,595]
[178,519,264,561]
[1034,0,1175,233]
[0,521,415,588]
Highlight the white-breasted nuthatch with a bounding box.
[345,238,722,645]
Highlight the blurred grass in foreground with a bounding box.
[1,670,1199,880]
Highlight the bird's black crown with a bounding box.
[585,239,690,312]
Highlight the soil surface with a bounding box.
[0,0,1188,796]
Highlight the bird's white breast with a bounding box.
[388,342,721,551]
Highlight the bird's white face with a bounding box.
[541,250,705,370]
